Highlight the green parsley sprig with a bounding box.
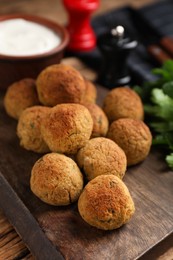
[134,60,173,170]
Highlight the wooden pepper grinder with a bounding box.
[97,26,137,88]
[63,0,99,52]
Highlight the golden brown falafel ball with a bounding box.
[78,175,135,230]
[83,79,97,104]
[4,78,39,120]
[41,103,93,154]
[107,118,152,166]
[36,64,86,106]
[30,153,83,206]
[83,103,109,137]
[76,137,127,180]
[17,106,50,153]
[103,87,144,122]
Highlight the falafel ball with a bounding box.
[17,106,50,153]
[83,103,109,137]
[30,153,84,206]
[4,78,39,120]
[107,118,152,166]
[41,103,93,154]
[78,175,135,230]
[83,79,97,104]
[76,137,127,180]
[36,64,86,106]
[103,87,144,122]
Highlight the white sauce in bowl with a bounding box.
[0,18,61,56]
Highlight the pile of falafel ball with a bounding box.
[4,63,152,231]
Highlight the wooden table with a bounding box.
[1,0,173,259]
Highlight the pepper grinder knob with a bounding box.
[63,0,99,52]
[97,25,137,88]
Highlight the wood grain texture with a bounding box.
[0,58,173,260]
[0,210,33,260]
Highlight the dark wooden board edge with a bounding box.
[139,232,173,260]
[0,171,64,260]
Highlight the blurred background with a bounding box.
[0,0,157,24]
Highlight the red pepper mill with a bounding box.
[63,0,99,52]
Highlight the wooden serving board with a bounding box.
[0,58,173,260]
